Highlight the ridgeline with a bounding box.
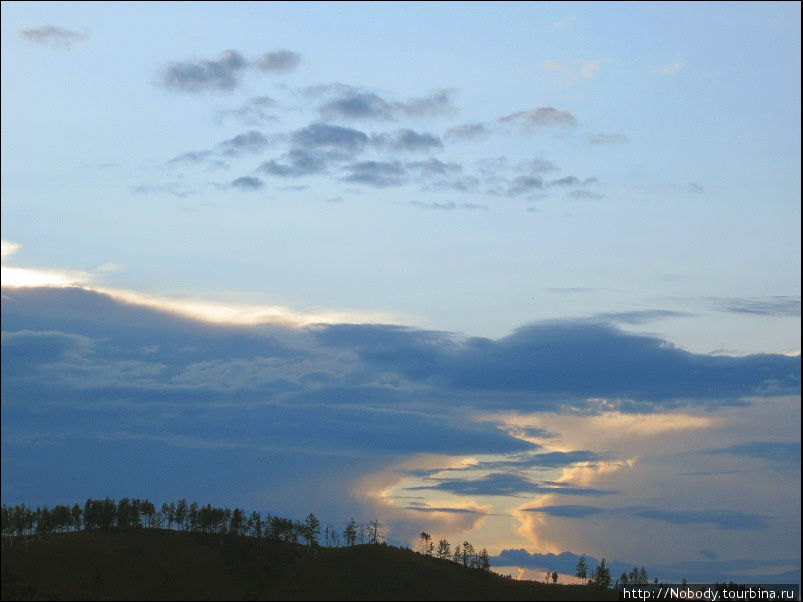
[2,529,617,601]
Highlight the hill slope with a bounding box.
[1,530,617,600]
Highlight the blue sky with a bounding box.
[1,1,800,585]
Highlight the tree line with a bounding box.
[417,531,491,571]
[574,554,659,589]
[1,499,490,572]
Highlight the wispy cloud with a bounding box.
[18,25,89,50]
[708,297,801,317]
[650,61,684,76]
[499,107,577,130]
[587,133,629,145]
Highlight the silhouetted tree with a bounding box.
[437,538,451,560]
[175,499,187,531]
[591,558,612,589]
[552,571,559,584]
[303,513,320,547]
[576,554,588,581]
[343,518,357,547]
[418,531,433,556]
[367,519,383,545]
[479,548,491,571]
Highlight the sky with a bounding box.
[1,1,801,586]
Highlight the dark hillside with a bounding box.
[1,530,617,601]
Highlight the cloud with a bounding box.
[587,133,629,144]
[218,130,272,155]
[371,130,443,153]
[259,149,330,177]
[159,50,248,92]
[342,161,406,187]
[632,509,768,530]
[517,158,560,174]
[317,86,456,121]
[592,310,692,325]
[168,150,213,165]
[406,159,462,178]
[651,61,684,76]
[549,176,597,187]
[408,472,616,497]
[540,60,599,84]
[159,49,300,93]
[291,123,369,155]
[444,123,490,141]
[130,182,195,198]
[566,190,604,200]
[230,176,265,191]
[215,96,277,125]
[499,107,577,130]
[252,50,301,73]
[708,297,801,317]
[313,321,800,406]
[18,25,88,50]
[402,506,486,515]
[2,240,21,259]
[409,201,487,211]
[703,441,801,469]
[507,176,543,197]
[524,505,769,530]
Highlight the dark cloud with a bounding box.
[522,505,604,518]
[402,506,486,515]
[708,296,801,317]
[371,130,443,153]
[314,321,800,406]
[18,25,88,50]
[444,122,490,141]
[633,509,769,530]
[549,176,597,188]
[592,310,692,325]
[524,505,769,530]
[290,123,369,155]
[587,133,629,144]
[3,287,799,420]
[408,472,616,497]
[507,176,544,197]
[252,50,301,73]
[703,441,801,469]
[160,50,247,92]
[319,90,394,120]
[342,161,406,187]
[218,130,272,155]
[259,149,330,177]
[317,86,456,121]
[499,107,577,129]
[230,176,265,190]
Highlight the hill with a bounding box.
[1,529,617,600]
